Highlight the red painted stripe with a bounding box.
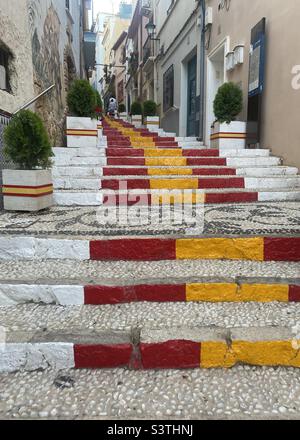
[198,178,245,189]
[192,168,236,176]
[3,184,53,189]
[289,285,300,302]
[102,179,150,190]
[84,284,186,305]
[205,192,258,204]
[264,238,300,262]
[103,193,151,206]
[141,341,200,369]
[90,239,176,261]
[103,168,148,176]
[106,149,145,157]
[183,150,219,157]
[187,158,227,166]
[107,158,146,166]
[74,344,133,369]
[155,142,178,147]
[3,191,53,198]
[136,284,186,302]
[85,286,136,305]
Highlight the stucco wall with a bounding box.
[207,0,300,168]
[155,0,201,135]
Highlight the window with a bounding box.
[0,48,10,92]
[163,65,174,112]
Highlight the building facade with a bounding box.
[205,0,300,168]
[125,0,150,111]
[0,0,91,146]
[97,3,132,109]
[153,0,203,137]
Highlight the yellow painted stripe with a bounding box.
[200,341,300,368]
[150,178,199,190]
[239,284,289,302]
[2,186,53,195]
[186,283,289,302]
[145,158,187,166]
[66,130,97,136]
[145,121,160,125]
[210,133,247,140]
[152,193,205,205]
[147,168,193,176]
[176,238,265,261]
[187,283,238,302]
[144,149,182,157]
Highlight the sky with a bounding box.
[94,0,122,15]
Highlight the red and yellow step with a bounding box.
[101,177,245,190]
[89,237,300,262]
[84,282,300,305]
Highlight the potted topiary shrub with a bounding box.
[3,110,54,211]
[118,103,127,122]
[130,101,143,127]
[211,82,245,149]
[143,100,159,131]
[93,89,104,138]
[66,79,98,148]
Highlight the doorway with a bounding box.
[187,55,197,137]
[206,39,229,145]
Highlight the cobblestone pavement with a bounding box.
[0,202,299,238]
[1,367,300,420]
[1,302,300,335]
[0,259,299,284]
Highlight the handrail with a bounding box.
[12,84,55,115]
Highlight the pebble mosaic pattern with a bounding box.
[1,367,300,420]
[0,202,299,238]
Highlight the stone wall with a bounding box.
[0,0,84,147]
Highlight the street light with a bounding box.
[146,22,160,41]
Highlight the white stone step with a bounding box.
[227,157,281,167]
[54,157,106,166]
[53,147,105,158]
[236,167,298,177]
[54,191,103,206]
[52,166,102,178]
[244,177,300,190]
[53,177,100,190]
[176,137,199,142]
[220,149,270,157]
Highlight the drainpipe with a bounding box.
[198,0,206,141]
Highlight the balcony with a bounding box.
[128,52,139,78]
[142,37,156,73]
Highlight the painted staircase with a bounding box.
[0,117,300,373]
[52,118,300,206]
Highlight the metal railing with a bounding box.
[0,84,55,209]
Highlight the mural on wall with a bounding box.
[28,1,64,145]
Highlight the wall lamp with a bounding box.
[146,22,160,41]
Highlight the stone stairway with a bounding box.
[0,117,300,377]
[52,118,300,206]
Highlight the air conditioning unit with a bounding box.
[205,7,213,26]
[0,65,6,90]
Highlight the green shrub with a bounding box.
[94,89,102,109]
[118,103,126,113]
[67,79,97,117]
[143,100,157,117]
[4,110,53,170]
[213,82,243,124]
[131,101,143,115]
